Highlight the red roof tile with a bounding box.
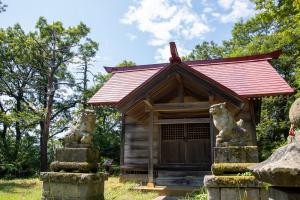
[88,52,294,105]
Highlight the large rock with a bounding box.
[289,98,300,127]
[249,142,300,187]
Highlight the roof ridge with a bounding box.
[104,50,282,73]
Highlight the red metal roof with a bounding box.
[88,51,294,106]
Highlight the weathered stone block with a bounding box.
[40,172,105,200]
[207,188,220,200]
[269,187,300,200]
[214,146,258,163]
[56,148,99,163]
[50,161,98,172]
[204,175,263,188]
[220,188,239,200]
[204,175,266,200]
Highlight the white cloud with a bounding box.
[126,33,137,41]
[217,0,234,10]
[121,0,211,62]
[203,7,213,13]
[216,0,255,23]
[155,43,190,63]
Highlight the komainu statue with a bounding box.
[209,102,247,147]
[64,109,96,147]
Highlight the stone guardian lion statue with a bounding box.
[64,109,96,147]
[209,102,247,147]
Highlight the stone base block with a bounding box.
[214,146,258,163]
[204,175,267,200]
[40,172,105,200]
[50,161,98,172]
[56,148,99,162]
[269,187,300,200]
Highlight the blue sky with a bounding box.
[0,0,255,75]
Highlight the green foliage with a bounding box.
[184,187,208,200]
[0,16,96,174]
[185,41,224,61]
[117,60,136,67]
[237,172,253,176]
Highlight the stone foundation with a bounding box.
[214,146,258,163]
[269,187,300,200]
[41,172,105,200]
[204,175,267,200]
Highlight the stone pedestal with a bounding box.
[41,147,105,200]
[50,148,99,173]
[214,146,259,163]
[41,172,105,200]
[204,175,267,200]
[204,146,261,200]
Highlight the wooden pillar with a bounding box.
[147,110,155,188]
[209,93,215,163]
[120,114,125,166]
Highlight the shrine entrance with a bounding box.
[160,122,211,170]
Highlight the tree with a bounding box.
[185,41,224,61]
[32,17,91,171]
[0,25,42,176]
[0,17,96,173]
[117,60,136,67]
[0,1,7,13]
[77,39,99,108]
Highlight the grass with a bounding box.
[0,178,42,200]
[0,177,158,200]
[105,177,158,200]
[0,177,207,200]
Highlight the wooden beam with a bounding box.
[176,74,184,103]
[152,102,209,112]
[147,111,155,188]
[154,118,210,124]
[143,99,153,109]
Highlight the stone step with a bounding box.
[156,176,204,187]
[158,170,211,177]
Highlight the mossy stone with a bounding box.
[212,163,256,175]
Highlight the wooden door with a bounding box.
[161,123,211,167]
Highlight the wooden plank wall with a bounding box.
[124,116,159,166]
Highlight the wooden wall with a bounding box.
[123,115,159,166]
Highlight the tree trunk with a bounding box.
[39,85,48,172]
[83,58,88,109]
[14,96,22,160]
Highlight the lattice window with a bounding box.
[161,124,184,140]
[187,123,210,139]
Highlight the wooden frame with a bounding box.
[154,118,210,124]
